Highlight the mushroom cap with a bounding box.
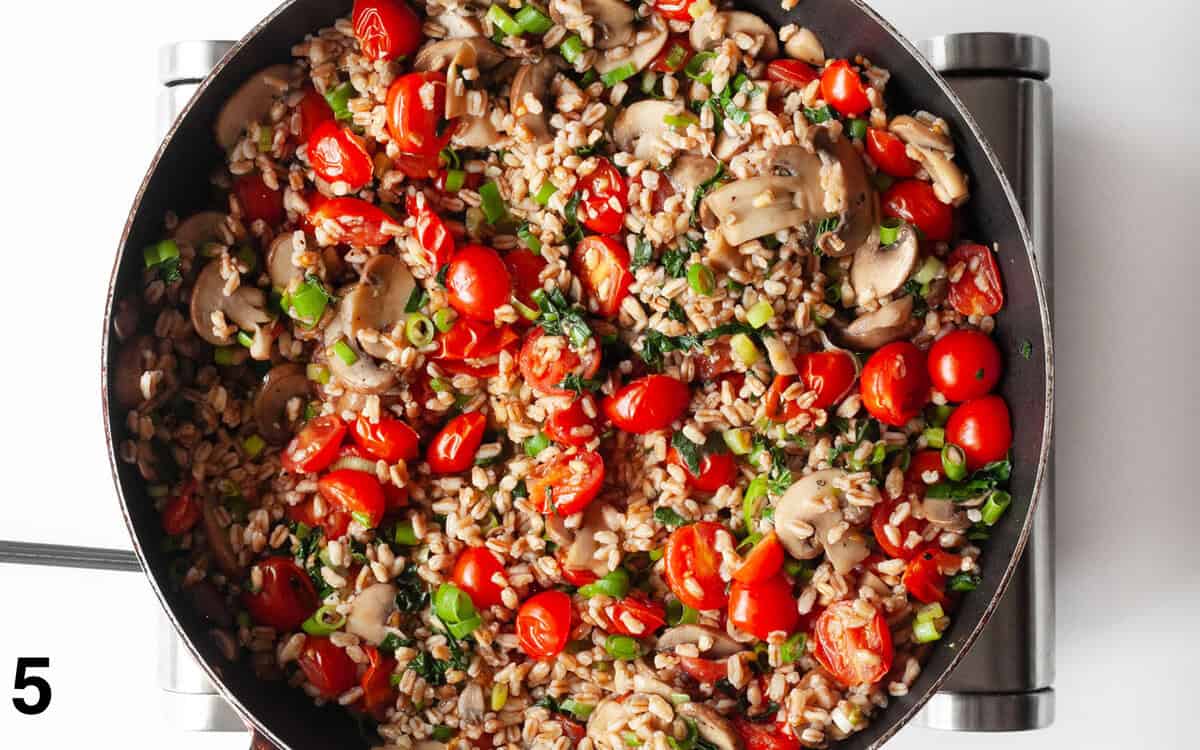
[346,254,416,360]
[266,232,306,293]
[345,583,398,646]
[851,222,919,302]
[775,469,870,574]
[323,297,397,394]
[613,100,686,162]
[429,11,484,39]
[837,295,920,351]
[815,129,880,259]
[113,335,153,410]
[173,211,228,250]
[454,114,501,149]
[510,56,562,143]
[655,624,743,658]
[702,174,824,247]
[571,0,636,51]
[253,363,310,444]
[915,146,969,207]
[215,64,292,151]
[668,155,721,207]
[548,500,613,577]
[784,27,825,66]
[689,11,779,59]
[676,703,744,750]
[594,18,669,75]
[202,495,243,577]
[413,36,505,72]
[189,261,273,346]
[888,115,954,153]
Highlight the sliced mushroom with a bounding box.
[203,495,242,577]
[429,11,484,38]
[713,132,748,163]
[914,146,969,206]
[656,624,743,658]
[689,11,779,59]
[189,261,273,346]
[702,174,824,247]
[764,337,798,376]
[215,64,292,151]
[775,469,870,574]
[784,27,825,65]
[613,100,687,162]
[323,298,397,394]
[837,295,920,351]
[266,232,305,293]
[814,129,880,259]
[566,0,636,51]
[173,211,227,250]
[676,703,743,750]
[345,254,416,360]
[454,114,500,149]
[888,115,954,153]
[549,501,611,577]
[413,37,505,72]
[702,230,743,272]
[922,498,969,528]
[667,155,720,202]
[253,364,309,444]
[113,335,153,410]
[851,222,919,302]
[510,57,562,143]
[594,17,669,76]
[346,583,398,646]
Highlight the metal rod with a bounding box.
[0,540,141,573]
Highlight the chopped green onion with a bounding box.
[684,51,716,84]
[927,404,954,427]
[803,106,835,124]
[780,632,807,663]
[560,34,586,65]
[289,276,331,325]
[242,434,266,459]
[915,602,944,624]
[479,181,507,224]
[730,332,760,365]
[443,168,466,192]
[912,255,945,285]
[434,582,478,625]
[742,476,769,531]
[302,604,347,636]
[666,597,699,626]
[513,298,540,321]
[604,634,641,660]
[517,224,543,254]
[534,180,557,206]
[783,559,813,581]
[601,62,637,87]
[393,521,419,546]
[686,262,715,295]
[433,307,457,333]
[913,619,942,643]
[847,118,868,140]
[306,363,330,384]
[663,42,689,71]
[669,692,690,706]
[214,346,238,366]
[663,113,698,129]
[487,5,523,36]
[981,490,1011,525]
[237,330,254,349]
[560,698,595,720]
[324,82,355,122]
[722,428,753,455]
[143,239,180,268]
[524,431,551,457]
[491,683,509,712]
[432,726,454,742]
[578,568,631,599]
[941,443,968,481]
[406,313,436,347]
[879,217,904,246]
[515,5,553,33]
[747,300,775,328]
[351,510,374,528]
[623,732,642,747]
[947,572,981,592]
[332,339,358,366]
[922,426,945,449]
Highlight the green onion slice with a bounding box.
[242,434,266,459]
[665,598,698,626]
[847,118,868,140]
[663,42,689,71]
[143,239,180,268]
[301,604,347,636]
[560,698,595,720]
[515,5,553,34]
[684,51,717,84]
[479,181,507,224]
[922,426,945,449]
[879,217,904,246]
[524,431,551,457]
[742,476,769,531]
[324,82,355,122]
[578,567,631,599]
[393,521,419,546]
[981,490,1011,525]
[604,634,641,660]
[560,35,586,65]
[913,618,942,643]
[534,180,557,206]
[332,338,358,366]
[747,300,775,328]
[289,276,331,325]
[434,582,478,625]
[443,168,466,192]
[780,632,807,663]
[686,262,715,295]
[517,224,543,254]
[432,307,457,333]
[941,443,968,481]
[306,363,330,384]
[730,332,759,365]
[487,5,524,36]
[406,313,436,347]
[600,62,638,87]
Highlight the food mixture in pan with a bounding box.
[113,0,1017,747]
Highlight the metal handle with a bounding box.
[0,540,141,572]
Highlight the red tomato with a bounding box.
[298,636,357,699]
[871,498,923,560]
[861,342,930,427]
[821,59,871,117]
[607,593,667,637]
[235,173,284,225]
[307,121,373,191]
[764,374,802,423]
[383,482,410,511]
[308,197,394,246]
[352,0,421,62]
[902,546,961,604]
[517,590,573,658]
[505,249,547,308]
[545,395,600,447]
[527,450,605,516]
[866,128,919,178]
[678,655,728,683]
[296,87,334,143]
[652,35,693,73]
[669,448,738,493]
[733,531,785,584]
[394,150,442,179]
[282,415,347,474]
[318,469,386,528]
[438,320,519,361]
[733,717,802,750]
[161,485,201,536]
[411,205,456,270]
[797,349,858,409]
[882,180,953,242]
[572,235,632,318]
[386,72,452,156]
[352,415,420,463]
[243,557,318,631]
[945,395,1012,470]
[767,59,818,89]
[359,646,398,720]
[427,411,487,474]
[927,329,1002,402]
[651,0,697,22]
[729,573,799,639]
[575,158,628,235]
[813,600,894,687]
[286,496,352,539]
[560,566,598,587]
[446,244,512,321]
[663,521,729,611]
[602,375,690,434]
[452,547,507,609]
[517,327,600,395]
[947,244,1005,317]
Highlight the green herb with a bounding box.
[815,215,841,235]
[560,698,595,720]
[531,287,593,349]
[517,223,543,254]
[803,105,836,124]
[654,506,689,528]
[533,695,560,712]
[667,300,687,323]
[689,162,726,223]
[575,138,606,157]
[324,82,355,122]
[925,458,1012,501]
[393,568,430,613]
[512,480,528,499]
[751,435,793,495]
[558,372,603,393]
[405,285,429,313]
[671,431,704,474]
[661,247,689,278]
[1019,339,1034,359]
[947,572,981,592]
[562,192,584,246]
[630,235,654,271]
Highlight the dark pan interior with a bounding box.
[102,1,1050,748]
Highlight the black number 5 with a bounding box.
[12,658,51,715]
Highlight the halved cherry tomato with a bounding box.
[861,342,930,427]
[352,0,422,62]
[453,546,507,609]
[427,411,487,474]
[663,521,729,610]
[307,121,373,191]
[545,395,600,447]
[669,448,738,493]
[386,72,452,156]
[576,158,628,235]
[733,717,802,750]
[161,484,201,536]
[900,449,945,498]
[603,375,690,434]
[318,469,386,528]
[652,35,693,73]
[352,415,420,463]
[902,546,962,604]
[767,59,818,89]
[286,496,352,539]
[282,415,347,474]
[517,327,601,395]
[296,87,334,143]
[927,329,1002,402]
[945,395,1012,470]
[573,235,632,318]
[797,349,858,409]
[359,646,398,720]
[871,498,922,560]
[410,204,456,270]
[517,590,573,658]
[561,721,586,744]
[651,0,697,22]
[243,557,318,632]
[764,374,803,423]
[560,566,598,587]
[438,320,520,361]
[947,244,1005,317]
[733,531,785,584]
[678,655,728,683]
[505,249,547,309]
[882,180,953,242]
[821,59,871,117]
[813,600,894,687]
[607,593,667,637]
[446,244,512,321]
[393,150,442,179]
[235,173,284,225]
[866,128,919,178]
[729,573,799,639]
[527,450,605,516]
[298,636,357,699]
[308,197,394,246]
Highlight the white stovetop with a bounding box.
[1,0,1195,747]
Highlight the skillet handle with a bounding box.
[0,540,141,572]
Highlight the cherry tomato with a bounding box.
[527,450,605,516]
[902,546,961,605]
[307,121,373,191]
[235,173,284,225]
[286,496,351,539]
[359,646,398,720]
[545,395,600,447]
[607,593,667,637]
[282,415,347,474]
[352,0,422,62]
[767,59,818,89]
[243,557,318,631]
[505,249,547,308]
[797,349,858,409]
[298,636,357,699]
[813,600,894,687]
[603,375,690,434]
[296,87,334,143]
[764,374,802,423]
[318,469,386,528]
[669,448,738,493]
[947,244,1005,317]
[517,590,573,658]
[927,329,1002,402]
[560,566,598,587]
[410,204,456,270]
[446,244,512,321]
[898,449,946,501]
[352,415,420,463]
[453,547,507,609]
[861,342,930,427]
[729,573,799,639]
[386,72,452,157]
[161,484,201,536]
[866,128,919,178]
[663,521,729,611]
[575,158,628,235]
[651,0,697,22]
[945,395,1012,470]
[438,320,520,362]
[427,411,487,474]
[678,655,728,683]
[308,197,394,246]
[821,59,871,117]
[518,327,601,395]
[871,498,923,560]
[733,717,802,750]
[882,180,953,242]
[652,35,693,73]
[393,150,443,179]
[572,235,632,318]
[733,531,785,584]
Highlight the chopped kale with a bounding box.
[393,567,430,613]
[667,300,688,323]
[654,506,689,528]
[630,235,655,271]
[670,431,704,474]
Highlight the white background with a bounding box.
[1,0,1196,747]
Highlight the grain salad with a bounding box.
[111,0,1018,748]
